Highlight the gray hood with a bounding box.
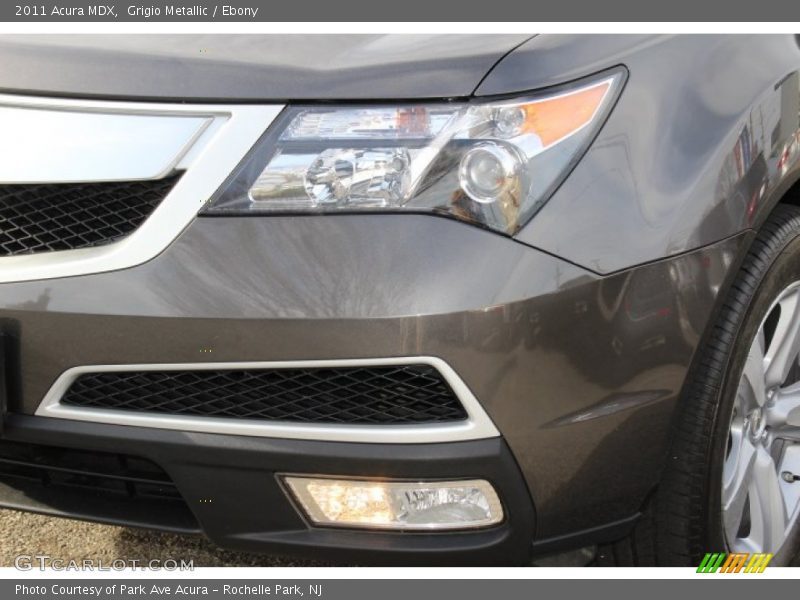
[0,34,533,101]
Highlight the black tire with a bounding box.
[599,204,800,566]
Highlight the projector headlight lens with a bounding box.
[203,69,625,234]
[459,142,521,204]
[283,476,503,531]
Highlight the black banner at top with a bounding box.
[2,0,800,21]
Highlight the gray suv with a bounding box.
[1,34,800,566]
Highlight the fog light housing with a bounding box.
[283,476,503,531]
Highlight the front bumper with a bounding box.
[0,213,746,561]
[1,414,534,565]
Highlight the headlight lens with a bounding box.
[203,69,625,234]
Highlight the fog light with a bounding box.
[283,476,503,531]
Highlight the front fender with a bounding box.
[482,34,800,274]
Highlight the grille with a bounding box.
[0,440,178,499]
[0,440,198,532]
[60,365,468,425]
[0,174,180,256]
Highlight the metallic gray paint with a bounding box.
[0,216,746,538]
[500,35,800,273]
[0,34,532,100]
[3,33,800,547]
[4,33,798,276]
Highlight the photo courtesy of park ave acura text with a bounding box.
[2,33,800,569]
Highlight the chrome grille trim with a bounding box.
[0,93,284,284]
[35,357,500,444]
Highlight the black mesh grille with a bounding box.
[0,439,198,533]
[0,440,178,499]
[0,174,180,256]
[60,366,468,424]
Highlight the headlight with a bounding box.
[203,68,625,234]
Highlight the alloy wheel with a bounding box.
[722,282,800,554]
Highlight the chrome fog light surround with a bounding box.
[283,475,504,531]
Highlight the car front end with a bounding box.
[2,33,800,565]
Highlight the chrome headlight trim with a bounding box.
[201,68,626,236]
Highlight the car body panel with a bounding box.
[0,34,531,101]
[2,33,800,557]
[503,35,800,273]
[0,215,747,539]
[2,415,536,565]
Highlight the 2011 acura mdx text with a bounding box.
[1,34,800,566]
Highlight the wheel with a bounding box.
[720,280,800,561]
[601,204,800,566]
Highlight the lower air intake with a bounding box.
[59,365,468,425]
[0,440,198,533]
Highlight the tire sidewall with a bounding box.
[706,231,800,564]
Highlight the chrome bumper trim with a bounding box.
[35,357,500,444]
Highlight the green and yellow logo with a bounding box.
[697,552,773,573]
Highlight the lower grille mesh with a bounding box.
[0,174,180,256]
[60,365,468,425]
[0,440,178,499]
[0,440,198,532]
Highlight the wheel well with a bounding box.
[776,175,800,209]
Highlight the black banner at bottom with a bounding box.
[4,578,799,600]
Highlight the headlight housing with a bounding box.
[203,68,625,235]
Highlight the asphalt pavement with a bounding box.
[0,508,329,567]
